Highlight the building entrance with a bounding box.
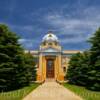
[46,59,54,78]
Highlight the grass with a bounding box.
[63,83,100,100]
[0,83,39,100]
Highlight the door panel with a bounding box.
[46,59,54,78]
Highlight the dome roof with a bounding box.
[42,32,58,42]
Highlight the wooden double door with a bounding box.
[46,59,54,78]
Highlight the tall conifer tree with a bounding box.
[0,24,36,91]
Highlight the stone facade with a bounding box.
[25,32,80,82]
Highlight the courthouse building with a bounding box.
[25,32,80,82]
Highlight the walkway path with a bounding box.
[23,81,82,100]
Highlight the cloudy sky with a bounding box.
[0,0,100,50]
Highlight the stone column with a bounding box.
[57,54,64,81]
[37,53,43,82]
[42,56,46,80]
[55,56,59,80]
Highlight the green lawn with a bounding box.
[63,83,100,100]
[0,83,39,100]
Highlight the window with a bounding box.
[48,34,52,37]
[43,42,46,46]
[55,42,58,45]
[48,43,52,46]
[63,67,66,72]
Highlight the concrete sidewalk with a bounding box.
[23,82,82,100]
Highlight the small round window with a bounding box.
[48,43,52,46]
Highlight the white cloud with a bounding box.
[18,38,39,49]
[18,39,33,48]
[43,6,100,44]
[3,2,100,50]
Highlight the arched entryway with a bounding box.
[46,57,55,78]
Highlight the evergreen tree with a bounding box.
[23,53,36,82]
[0,24,36,91]
[67,52,90,86]
[88,28,100,90]
[67,28,100,91]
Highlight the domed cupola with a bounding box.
[42,31,59,43]
[40,31,61,51]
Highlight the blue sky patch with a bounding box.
[0,0,100,50]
